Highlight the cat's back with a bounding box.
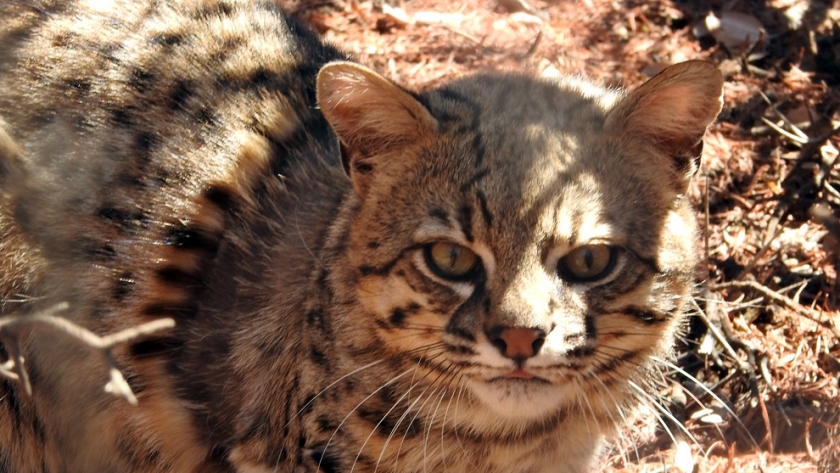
[0,1,342,471]
[0,0,343,307]
[0,0,335,131]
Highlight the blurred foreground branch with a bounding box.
[0,303,175,405]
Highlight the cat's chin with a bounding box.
[466,377,575,421]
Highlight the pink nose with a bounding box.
[491,328,545,361]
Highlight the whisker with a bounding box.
[377,384,430,472]
[592,376,638,465]
[377,355,453,471]
[440,379,460,472]
[652,356,761,450]
[398,386,442,469]
[572,378,594,442]
[423,387,448,472]
[437,368,463,471]
[578,378,603,439]
[592,375,631,425]
[401,342,448,357]
[285,359,384,429]
[354,377,424,473]
[319,369,414,472]
[394,364,454,465]
[631,388,682,459]
[452,386,469,456]
[390,323,447,331]
[676,380,731,448]
[627,380,699,448]
[382,332,445,346]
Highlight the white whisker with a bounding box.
[653,356,761,450]
[378,387,427,472]
[400,386,441,470]
[423,388,448,472]
[452,386,468,456]
[319,369,414,472]
[576,378,602,442]
[440,378,461,472]
[381,371,441,471]
[592,376,635,464]
[356,377,423,473]
[285,359,384,429]
[628,380,698,447]
[572,378,594,441]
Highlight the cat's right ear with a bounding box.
[316,62,437,195]
[605,61,724,188]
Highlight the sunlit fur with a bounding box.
[0,1,722,472]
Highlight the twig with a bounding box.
[691,299,755,377]
[757,90,809,143]
[739,222,783,279]
[0,303,175,405]
[757,392,773,454]
[711,280,840,340]
[760,117,807,145]
[691,296,761,410]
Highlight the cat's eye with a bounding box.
[424,242,480,280]
[558,244,617,283]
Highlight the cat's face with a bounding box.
[318,62,722,424]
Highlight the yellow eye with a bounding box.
[424,242,480,280]
[558,244,617,282]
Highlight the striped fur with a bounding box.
[0,1,723,472]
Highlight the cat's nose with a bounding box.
[487,327,546,362]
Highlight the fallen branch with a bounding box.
[711,280,840,340]
[0,303,175,405]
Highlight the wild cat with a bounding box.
[0,0,723,471]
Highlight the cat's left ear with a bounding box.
[605,61,724,182]
[317,62,437,195]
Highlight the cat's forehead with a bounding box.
[405,75,665,251]
[420,74,625,183]
[423,73,619,135]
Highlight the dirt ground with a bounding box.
[283,0,840,471]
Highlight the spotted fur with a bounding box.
[0,1,723,472]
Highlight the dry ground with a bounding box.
[283,0,840,470]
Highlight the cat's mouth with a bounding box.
[487,371,550,384]
[503,368,536,379]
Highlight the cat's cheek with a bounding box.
[355,272,441,331]
[355,273,398,319]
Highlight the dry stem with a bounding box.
[0,303,175,405]
[712,280,840,340]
